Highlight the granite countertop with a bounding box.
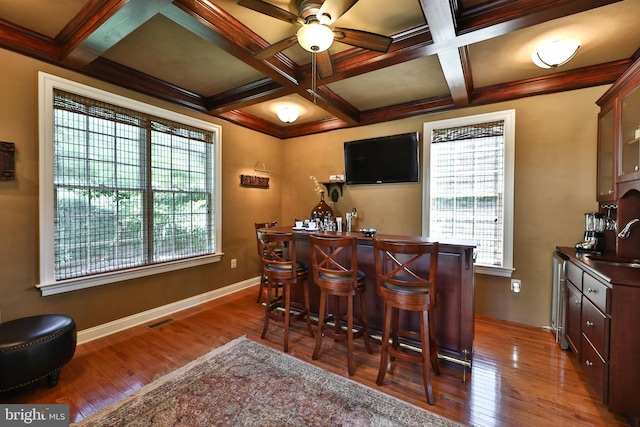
[557,246,640,288]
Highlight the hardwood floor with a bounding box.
[0,285,630,426]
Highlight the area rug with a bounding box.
[73,336,463,427]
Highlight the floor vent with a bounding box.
[146,318,175,329]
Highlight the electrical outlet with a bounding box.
[511,279,521,293]
[231,259,237,269]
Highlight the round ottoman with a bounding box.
[0,314,77,393]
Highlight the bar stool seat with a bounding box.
[373,238,440,405]
[258,230,313,352]
[310,234,372,375]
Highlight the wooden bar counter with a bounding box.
[271,227,476,367]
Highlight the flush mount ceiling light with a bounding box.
[532,39,581,69]
[296,20,334,53]
[276,106,300,123]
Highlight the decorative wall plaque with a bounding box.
[240,174,269,188]
[0,142,15,180]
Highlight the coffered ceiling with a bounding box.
[0,0,638,138]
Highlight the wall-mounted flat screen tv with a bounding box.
[344,132,420,185]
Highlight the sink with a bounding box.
[585,254,640,268]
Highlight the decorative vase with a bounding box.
[311,191,334,221]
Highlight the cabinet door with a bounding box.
[597,107,615,200]
[620,85,640,178]
[566,282,582,356]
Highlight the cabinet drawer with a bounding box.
[581,297,609,358]
[581,334,608,405]
[567,261,583,291]
[566,282,582,356]
[583,273,609,313]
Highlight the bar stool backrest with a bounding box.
[309,235,359,289]
[254,221,278,259]
[257,230,299,283]
[373,239,439,297]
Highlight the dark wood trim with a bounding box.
[0,18,58,60]
[205,79,294,114]
[85,57,208,112]
[472,60,630,106]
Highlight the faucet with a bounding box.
[617,218,640,239]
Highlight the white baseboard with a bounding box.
[77,276,261,345]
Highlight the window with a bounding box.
[38,73,222,295]
[422,110,515,276]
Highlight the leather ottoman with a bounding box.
[0,314,77,392]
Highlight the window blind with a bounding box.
[53,89,215,280]
[430,120,505,267]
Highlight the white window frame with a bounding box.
[422,110,515,277]
[37,72,223,296]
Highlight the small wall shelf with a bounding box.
[321,181,345,202]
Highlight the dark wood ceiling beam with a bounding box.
[218,110,283,138]
[59,0,172,67]
[418,0,471,106]
[450,0,623,50]
[301,25,433,85]
[311,86,360,125]
[168,0,299,87]
[85,57,207,112]
[471,59,631,105]
[0,18,58,61]
[273,59,629,138]
[206,79,295,114]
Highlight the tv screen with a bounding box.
[344,132,420,185]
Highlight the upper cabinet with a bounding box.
[597,106,615,201]
[597,58,640,200]
[620,86,640,179]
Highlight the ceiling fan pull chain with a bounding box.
[312,51,317,105]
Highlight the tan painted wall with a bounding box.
[0,46,607,330]
[281,88,604,327]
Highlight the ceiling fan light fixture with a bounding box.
[297,22,334,53]
[276,106,299,123]
[532,39,581,69]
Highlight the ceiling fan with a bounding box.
[237,0,393,79]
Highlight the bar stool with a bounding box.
[258,230,314,352]
[254,221,279,303]
[309,234,373,375]
[373,238,440,405]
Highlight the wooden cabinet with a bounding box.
[597,106,615,201]
[596,58,640,196]
[565,261,583,355]
[563,254,640,422]
[620,85,640,179]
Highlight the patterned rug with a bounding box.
[73,336,464,427]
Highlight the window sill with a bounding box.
[36,253,223,296]
[475,265,514,277]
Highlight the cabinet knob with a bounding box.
[635,165,639,171]
[586,360,594,367]
[585,320,594,327]
[573,299,580,305]
[587,287,598,294]
[608,190,614,194]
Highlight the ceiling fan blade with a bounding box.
[316,50,334,79]
[237,0,300,24]
[333,28,392,52]
[317,0,358,25]
[253,35,298,60]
